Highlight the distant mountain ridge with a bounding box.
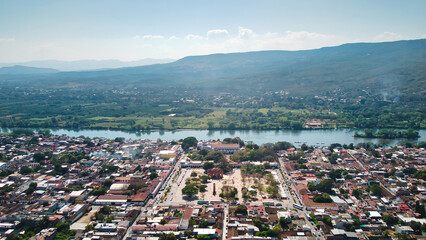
[0,65,59,75]
[0,39,425,103]
[0,58,175,71]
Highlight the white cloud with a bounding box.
[373,32,404,42]
[238,27,255,39]
[142,35,165,40]
[133,35,164,40]
[165,29,339,59]
[284,31,331,41]
[246,30,336,51]
[207,29,229,39]
[185,34,203,40]
[0,28,341,62]
[0,38,15,42]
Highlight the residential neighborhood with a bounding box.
[0,132,425,240]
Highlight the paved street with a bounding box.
[278,158,325,240]
[222,204,228,240]
[125,154,187,236]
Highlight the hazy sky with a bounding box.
[1,0,425,62]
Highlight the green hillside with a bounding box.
[0,39,425,131]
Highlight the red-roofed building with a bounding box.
[132,225,148,233]
[179,207,193,230]
[130,192,150,206]
[94,195,128,205]
[207,168,223,179]
[48,215,65,224]
[399,203,410,212]
[115,177,131,183]
[107,190,124,195]
[156,224,178,231]
[211,142,240,153]
[247,205,266,217]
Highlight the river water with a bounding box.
[2,128,425,147]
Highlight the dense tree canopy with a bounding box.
[182,137,198,150]
[182,184,199,198]
[203,161,214,172]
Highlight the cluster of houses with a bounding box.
[0,134,182,240]
[0,132,425,240]
[279,145,426,239]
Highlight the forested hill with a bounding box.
[1,39,425,104]
[0,39,425,130]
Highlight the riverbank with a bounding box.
[2,128,425,146]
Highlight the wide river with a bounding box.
[2,128,425,147]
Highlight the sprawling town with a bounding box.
[0,132,425,240]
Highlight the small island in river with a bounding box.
[354,129,420,139]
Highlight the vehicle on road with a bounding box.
[293,203,303,210]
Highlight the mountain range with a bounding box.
[0,58,175,71]
[0,39,425,102]
[0,65,59,75]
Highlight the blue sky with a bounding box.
[0,0,425,62]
